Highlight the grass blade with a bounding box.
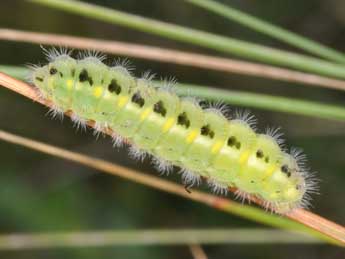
[0,229,323,250]
[3,66,345,121]
[174,83,345,121]
[27,0,345,79]
[1,29,345,91]
[184,0,345,63]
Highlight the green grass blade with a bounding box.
[3,65,345,121]
[0,229,323,249]
[174,83,345,121]
[184,0,345,63]
[27,0,345,79]
[0,65,28,79]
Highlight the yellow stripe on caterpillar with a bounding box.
[117,96,129,108]
[186,129,199,143]
[93,86,103,98]
[162,118,175,132]
[239,150,251,165]
[263,165,277,179]
[140,108,151,121]
[66,79,74,90]
[211,140,224,154]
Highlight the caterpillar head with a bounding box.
[32,65,49,98]
[32,56,77,100]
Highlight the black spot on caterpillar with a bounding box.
[153,100,167,117]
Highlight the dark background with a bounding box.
[0,0,344,258]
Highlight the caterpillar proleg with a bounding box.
[31,49,318,214]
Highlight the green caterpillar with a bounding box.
[31,49,317,213]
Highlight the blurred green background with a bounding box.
[0,0,344,258]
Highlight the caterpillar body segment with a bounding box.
[31,52,316,213]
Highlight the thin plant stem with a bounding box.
[189,244,208,259]
[27,0,345,79]
[0,229,322,250]
[3,67,345,122]
[184,0,345,63]
[0,65,28,80]
[0,129,343,246]
[1,29,345,91]
[173,83,345,121]
[0,73,344,245]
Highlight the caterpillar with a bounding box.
[30,48,317,214]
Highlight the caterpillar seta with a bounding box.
[30,48,318,214]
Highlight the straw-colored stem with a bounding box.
[189,244,208,259]
[0,229,322,250]
[0,73,344,245]
[1,29,345,91]
[27,0,345,79]
[0,129,343,245]
[0,129,305,232]
[184,0,345,63]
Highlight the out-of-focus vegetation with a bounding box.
[0,0,344,258]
